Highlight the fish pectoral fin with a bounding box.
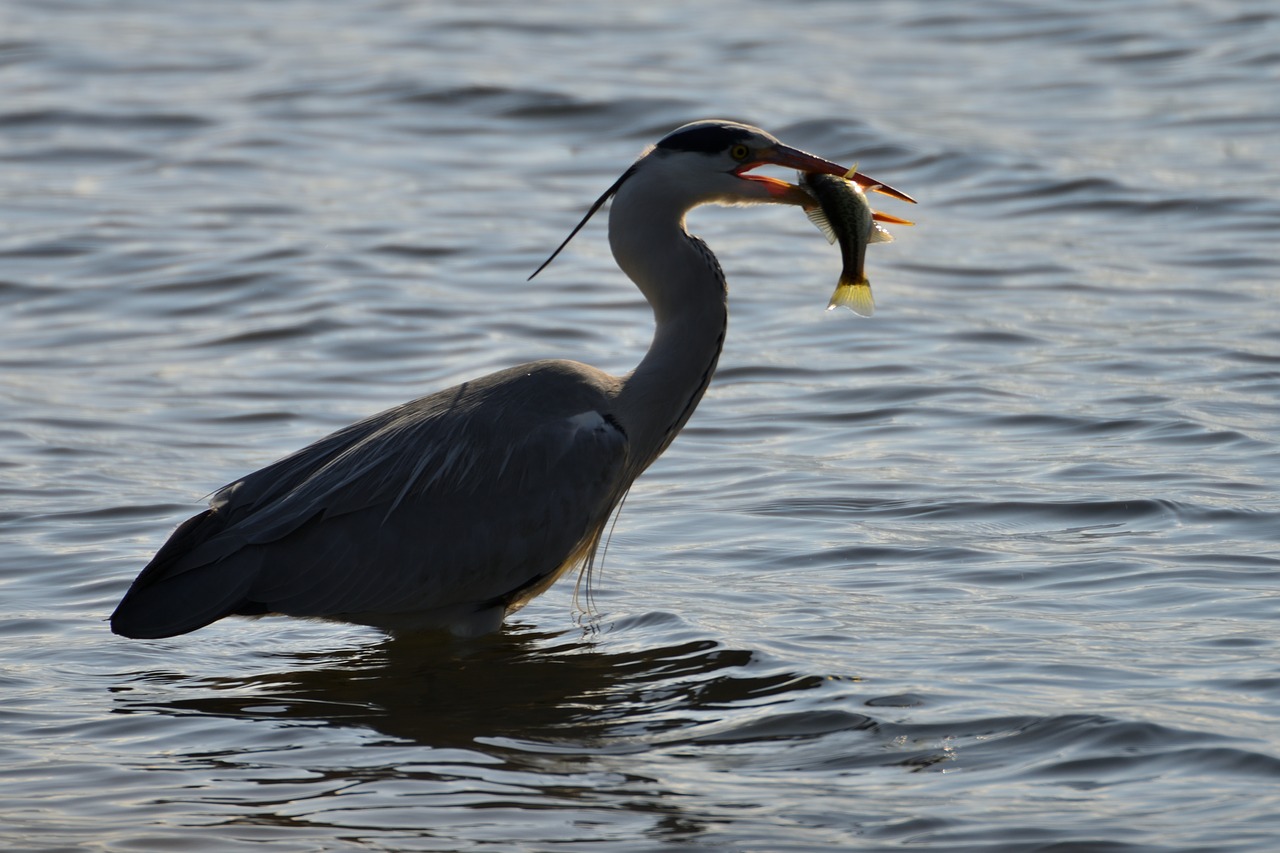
[804,207,839,245]
[827,278,875,317]
[868,223,895,244]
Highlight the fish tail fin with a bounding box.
[827,275,875,317]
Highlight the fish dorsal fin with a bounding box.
[805,206,838,245]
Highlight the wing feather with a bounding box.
[111,360,630,638]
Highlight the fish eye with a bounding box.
[729,143,750,162]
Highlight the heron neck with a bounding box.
[611,216,728,470]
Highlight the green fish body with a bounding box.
[800,172,894,317]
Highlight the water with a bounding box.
[2,0,1278,850]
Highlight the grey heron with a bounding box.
[110,119,914,640]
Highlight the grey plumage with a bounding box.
[112,361,630,637]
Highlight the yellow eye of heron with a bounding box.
[729,143,750,162]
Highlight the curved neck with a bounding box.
[609,197,728,472]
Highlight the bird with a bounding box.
[110,119,914,640]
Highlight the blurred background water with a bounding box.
[2,0,1278,850]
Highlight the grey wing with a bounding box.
[111,364,630,638]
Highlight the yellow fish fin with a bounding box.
[826,277,875,317]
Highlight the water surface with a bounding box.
[2,1,1279,850]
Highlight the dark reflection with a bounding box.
[108,622,850,845]
[110,621,832,749]
[106,625,1009,847]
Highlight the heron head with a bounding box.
[645,120,830,208]
[649,120,916,208]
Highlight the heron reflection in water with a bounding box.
[110,120,914,641]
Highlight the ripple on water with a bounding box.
[1,0,1279,850]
